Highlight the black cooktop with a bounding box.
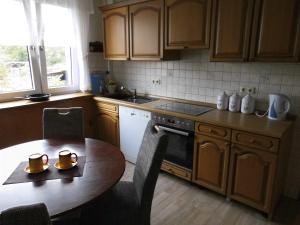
[155,102,213,116]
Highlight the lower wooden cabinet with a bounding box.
[193,135,230,194]
[95,102,120,147]
[227,144,276,212]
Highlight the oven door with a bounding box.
[157,125,194,170]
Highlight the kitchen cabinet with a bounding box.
[250,0,300,62]
[227,144,276,212]
[210,0,254,61]
[96,102,120,147]
[102,7,129,60]
[193,135,229,194]
[210,0,300,62]
[165,0,212,49]
[129,0,162,60]
[161,161,192,181]
[101,0,179,61]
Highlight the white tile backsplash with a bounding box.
[107,49,300,199]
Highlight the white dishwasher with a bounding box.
[119,106,151,163]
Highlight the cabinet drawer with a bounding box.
[195,123,231,140]
[232,130,279,153]
[161,161,191,181]
[96,102,118,113]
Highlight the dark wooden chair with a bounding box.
[43,107,84,139]
[80,121,168,225]
[0,203,51,225]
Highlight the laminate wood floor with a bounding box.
[121,162,300,225]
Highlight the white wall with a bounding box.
[88,0,107,72]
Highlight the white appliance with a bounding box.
[268,94,291,120]
[119,106,151,163]
[217,91,229,110]
[229,93,241,112]
[241,94,255,114]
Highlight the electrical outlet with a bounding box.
[240,87,246,93]
[248,87,256,94]
[240,86,257,95]
[152,79,161,85]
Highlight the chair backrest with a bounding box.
[0,203,51,225]
[43,107,84,139]
[133,121,168,223]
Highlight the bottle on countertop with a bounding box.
[229,93,241,112]
[217,91,229,110]
[241,94,255,114]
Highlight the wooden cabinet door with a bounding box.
[210,0,254,61]
[165,0,212,49]
[103,7,129,60]
[250,0,300,62]
[96,112,119,147]
[130,0,163,60]
[193,135,230,194]
[227,144,276,212]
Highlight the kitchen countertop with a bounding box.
[94,96,293,139]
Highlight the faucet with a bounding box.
[132,88,137,99]
[120,86,137,98]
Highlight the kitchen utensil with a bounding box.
[268,94,291,120]
[229,93,241,112]
[55,150,78,170]
[217,91,229,110]
[241,94,255,114]
[27,153,49,173]
[15,94,51,102]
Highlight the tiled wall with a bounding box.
[111,50,300,199]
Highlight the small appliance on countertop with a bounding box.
[229,93,241,112]
[217,91,229,110]
[241,94,255,114]
[268,94,291,120]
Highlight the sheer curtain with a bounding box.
[22,0,94,92]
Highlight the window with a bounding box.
[0,0,34,95]
[0,0,80,101]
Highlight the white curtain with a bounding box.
[14,0,94,92]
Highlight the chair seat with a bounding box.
[81,181,140,225]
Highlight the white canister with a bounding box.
[241,94,255,114]
[229,93,241,112]
[217,92,229,110]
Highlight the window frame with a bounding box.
[0,0,80,102]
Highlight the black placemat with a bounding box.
[3,156,86,185]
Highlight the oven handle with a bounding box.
[157,125,190,136]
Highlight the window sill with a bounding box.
[0,92,93,110]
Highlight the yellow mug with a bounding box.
[29,153,49,173]
[58,150,78,169]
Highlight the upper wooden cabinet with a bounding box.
[130,0,163,60]
[165,0,212,49]
[250,0,300,62]
[211,0,300,62]
[103,7,129,60]
[210,0,254,61]
[102,0,179,61]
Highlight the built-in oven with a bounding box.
[152,113,195,178]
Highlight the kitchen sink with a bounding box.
[105,93,154,104]
[123,96,153,104]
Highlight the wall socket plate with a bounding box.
[240,87,257,95]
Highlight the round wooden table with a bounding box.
[0,138,125,218]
